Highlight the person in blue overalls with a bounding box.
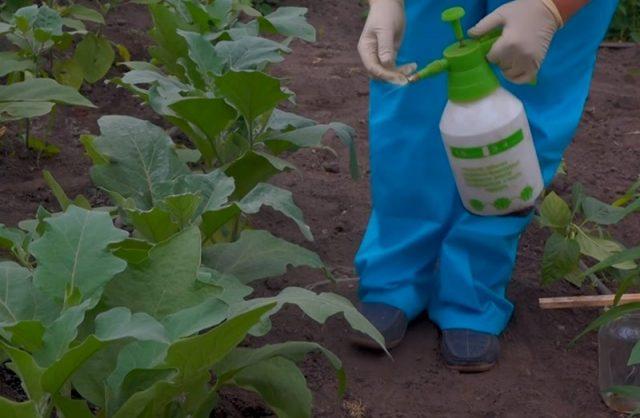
[353,0,618,371]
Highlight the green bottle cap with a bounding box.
[410,6,501,102]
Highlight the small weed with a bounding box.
[343,398,367,418]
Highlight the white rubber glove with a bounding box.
[468,0,563,84]
[358,0,416,85]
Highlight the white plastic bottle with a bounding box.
[439,88,543,215]
[408,7,544,215]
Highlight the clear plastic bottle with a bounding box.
[598,313,640,413]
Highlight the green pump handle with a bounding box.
[408,7,502,83]
[408,28,501,82]
[407,7,535,91]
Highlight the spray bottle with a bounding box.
[408,6,544,216]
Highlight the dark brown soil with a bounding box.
[1,1,640,417]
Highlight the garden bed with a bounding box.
[1,0,639,416]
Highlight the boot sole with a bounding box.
[445,361,496,373]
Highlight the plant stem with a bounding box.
[579,260,613,295]
[24,117,31,147]
[231,216,240,241]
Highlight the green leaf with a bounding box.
[202,230,324,284]
[1,343,44,402]
[170,170,235,216]
[215,36,290,70]
[30,206,128,302]
[42,170,71,210]
[572,302,640,344]
[79,134,109,165]
[105,341,168,405]
[109,238,153,265]
[0,22,11,34]
[258,7,316,42]
[0,225,27,260]
[232,357,312,418]
[206,0,232,26]
[541,232,580,285]
[105,227,216,318]
[95,307,170,343]
[110,370,178,418]
[176,30,224,80]
[90,116,189,210]
[35,298,97,366]
[330,122,360,180]
[199,205,238,239]
[215,71,288,122]
[0,262,57,327]
[27,137,60,157]
[126,207,180,243]
[0,78,94,107]
[583,246,640,277]
[225,150,295,198]
[0,102,55,122]
[538,192,572,231]
[628,340,640,366]
[582,196,640,225]
[163,302,276,378]
[160,193,202,227]
[0,53,35,77]
[65,4,104,24]
[74,34,115,83]
[571,182,586,216]
[0,397,37,418]
[239,287,385,351]
[217,342,344,396]
[267,109,315,130]
[36,5,62,33]
[52,58,84,90]
[237,183,312,240]
[162,298,229,341]
[41,335,104,394]
[71,344,122,407]
[148,3,190,69]
[197,268,253,305]
[262,122,358,178]
[169,97,237,163]
[0,262,35,324]
[575,229,636,270]
[6,321,45,352]
[60,17,85,32]
[53,394,94,418]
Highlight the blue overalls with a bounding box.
[355,0,618,335]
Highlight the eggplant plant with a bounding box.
[0,200,382,417]
[116,0,359,186]
[537,179,640,405]
[0,2,122,153]
[537,180,640,287]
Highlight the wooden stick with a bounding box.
[600,42,638,49]
[539,294,640,310]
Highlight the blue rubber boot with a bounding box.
[352,302,408,350]
[441,329,500,372]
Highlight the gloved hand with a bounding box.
[468,0,563,84]
[358,0,416,85]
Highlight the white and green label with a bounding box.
[450,129,524,160]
